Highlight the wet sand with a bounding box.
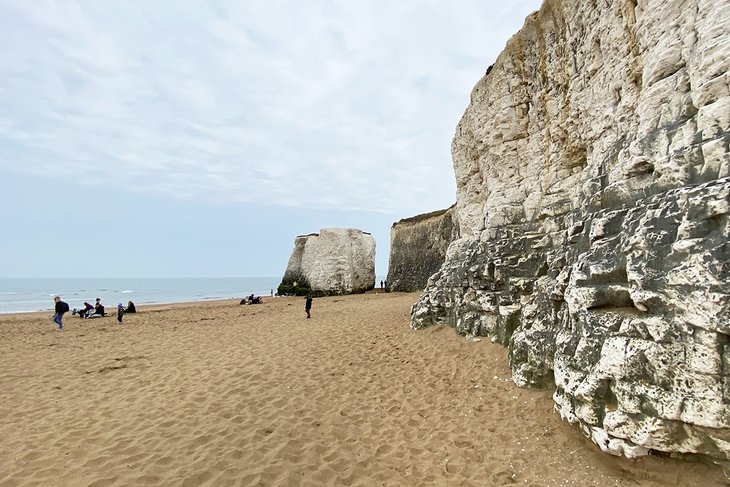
[0,292,724,486]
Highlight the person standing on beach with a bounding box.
[52,295,68,330]
[305,295,313,319]
[117,303,125,323]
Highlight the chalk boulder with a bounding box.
[281,228,375,295]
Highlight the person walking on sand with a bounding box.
[305,295,313,319]
[53,295,69,331]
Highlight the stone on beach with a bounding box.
[280,228,376,295]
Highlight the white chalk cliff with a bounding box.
[282,228,376,294]
[412,0,730,461]
[387,206,459,292]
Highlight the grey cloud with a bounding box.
[0,0,542,214]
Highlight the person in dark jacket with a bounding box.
[126,301,136,313]
[117,303,125,323]
[53,295,68,330]
[305,295,312,319]
[89,297,106,317]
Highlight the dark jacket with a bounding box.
[55,301,68,314]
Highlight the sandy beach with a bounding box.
[0,292,724,486]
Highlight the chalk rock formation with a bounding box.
[412,0,730,461]
[282,228,375,294]
[387,206,459,292]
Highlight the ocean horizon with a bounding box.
[0,277,283,314]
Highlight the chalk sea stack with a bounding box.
[386,206,459,292]
[279,228,376,296]
[411,0,730,461]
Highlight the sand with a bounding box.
[0,292,725,486]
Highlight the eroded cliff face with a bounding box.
[386,206,459,292]
[282,228,376,294]
[412,0,729,460]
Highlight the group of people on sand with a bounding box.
[240,292,313,318]
[52,292,314,331]
[51,296,136,331]
[240,294,262,305]
[239,290,312,319]
[74,297,105,319]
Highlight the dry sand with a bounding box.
[0,292,725,486]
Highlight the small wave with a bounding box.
[120,290,134,294]
[0,310,40,315]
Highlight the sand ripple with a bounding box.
[0,294,724,486]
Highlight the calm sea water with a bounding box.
[0,277,281,314]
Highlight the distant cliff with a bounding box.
[280,228,375,295]
[412,0,730,461]
[386,206,458,292]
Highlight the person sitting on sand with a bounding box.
[239,294,262,305]
[126,301,136,313]
[74,302,94,318]
[87,298,106,318]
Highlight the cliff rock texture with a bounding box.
[386,206,459,292]
[412,0,729,461]
[281,228,376,295]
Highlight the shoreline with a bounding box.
[0,276,287,316]
[0,296,249,317]
[0,295,284,319]
[0,288,391,317]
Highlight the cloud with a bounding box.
[0,0,542,214]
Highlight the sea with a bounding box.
[0,277,282,314]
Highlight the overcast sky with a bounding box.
[0,0,542,278]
